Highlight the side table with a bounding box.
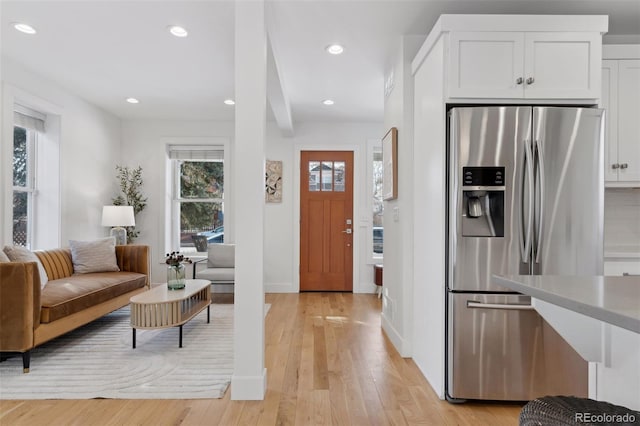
[374,264,383,298]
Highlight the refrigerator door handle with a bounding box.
[466,300,535,311]
[534,138,545,264]
[521,139,534,263]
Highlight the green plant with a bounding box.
[112,165,147,243]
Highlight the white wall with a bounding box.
[381,35,424,357]
[121,119,382,288]
[411,34,447,399]
[1,57,121,247]
[120,120,234,282]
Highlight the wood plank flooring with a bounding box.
[0,293,522,425]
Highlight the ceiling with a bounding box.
[2,1,639,128]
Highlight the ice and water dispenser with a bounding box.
[461,167,505,237]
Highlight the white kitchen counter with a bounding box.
[493,274,640,410]
[493,275,640,333]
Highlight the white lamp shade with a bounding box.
[101,206,135,227]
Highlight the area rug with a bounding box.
[0,304,269,400]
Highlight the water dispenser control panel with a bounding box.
[463,167,505,186]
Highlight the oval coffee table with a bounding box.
[129,279,211,348]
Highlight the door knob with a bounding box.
[515,77,523,85]
[612,163,620,169]
[620,163,629,169]
[342,229,352,234]
[526,77,535,85]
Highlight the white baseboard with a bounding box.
[355,282,377,294]
[264,282,296,293]
[231,368,267,400]
[381,312,410,357]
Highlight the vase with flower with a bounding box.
[165,252,192,290]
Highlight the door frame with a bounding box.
[294,145,361,293]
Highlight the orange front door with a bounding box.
[300,151,354,291]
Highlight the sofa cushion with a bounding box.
[69,237,120,274]
[196,267,235,282]
[207,244,235,268]
[35,248,74,280]
[40,271,146,323]
[0,250,9,262]
[3,245,49,289]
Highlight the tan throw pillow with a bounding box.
[3,245,49,288]
[69,237,120,274]
[0,250,10,263]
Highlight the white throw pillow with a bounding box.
[0,250,10,263]
[69,237,120,274]
[3,245,49,289]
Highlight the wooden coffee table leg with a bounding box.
[132,328,136,349]
[179,325,183,348]
[207,305,210,323]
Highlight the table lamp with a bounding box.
[101,206,135,245]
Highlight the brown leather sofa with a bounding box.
[0,245,149,372]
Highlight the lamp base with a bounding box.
[110,227,127,245]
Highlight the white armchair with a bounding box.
[192,243,235,285]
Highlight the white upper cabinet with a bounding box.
[601,45,640,186]
[617,60,640,182]
[449,31,601,100]
[449,32,524,98]
[601,60,619,183]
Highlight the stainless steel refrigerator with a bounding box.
[446,106,604,402]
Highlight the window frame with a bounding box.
[367,138,384,262]
[171,158,225,252]
[164,139,231,260]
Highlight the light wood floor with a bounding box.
[0,293,522,425]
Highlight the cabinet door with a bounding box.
[524,32,601,99]
[604,260,640,276]
[601,60,620,182]
[617,60,640,182]
[449,32,524,98]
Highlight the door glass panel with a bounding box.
[309,161,320,191]
[322,161,333,191]
[334,161,345,192]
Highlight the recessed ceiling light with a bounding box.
[224,99,235,105]
[322,99,335,106]
[325,44,344,55]
[126,98,140,104]
[13,23,37,35]
[168,25,188,37]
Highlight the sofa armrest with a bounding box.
[192,258,208,279]
[0,262,41,351]
[115,245,150,285]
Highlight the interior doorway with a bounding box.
[299,151,354,291]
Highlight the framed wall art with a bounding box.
[265,160,283,203]
[382,127,398,201]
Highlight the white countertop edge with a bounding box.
[493,275,640,334]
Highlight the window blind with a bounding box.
[167,145,224,160]
[14,105,46,132]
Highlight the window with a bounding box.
[169,146,225,251]
[308,160,345,192]
[12,105,45,248]
[372,147,383,255]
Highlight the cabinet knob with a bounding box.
[620,163,629,169]
[526,77,535,85]
[516,77,523,85]
[612,163,620,169]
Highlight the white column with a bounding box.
[231,0,267,400]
